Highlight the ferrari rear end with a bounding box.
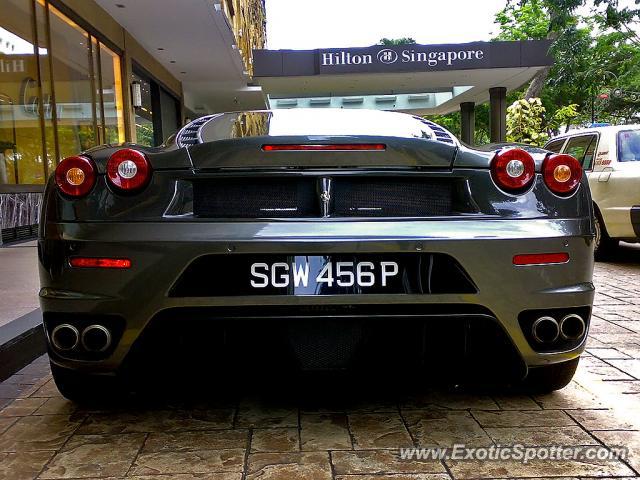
[38,109,594,400]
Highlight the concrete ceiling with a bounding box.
[257,66,546,115]
[94,0,266,113]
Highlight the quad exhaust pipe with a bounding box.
[531,314,586,345]
[560,314,586,341]
[50,324,112,353]
[531,316,560,344]
[50,324,79,351]
[81,325,112,353]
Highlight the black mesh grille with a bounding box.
[194,178,319,218]
[193,177,453,219]
[333,178,451,217]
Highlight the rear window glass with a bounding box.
[564,135,597,169]
[545,139,565,153]
[617,129,640,162]
[198,110,443,142]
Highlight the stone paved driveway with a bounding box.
[2,247,640,479]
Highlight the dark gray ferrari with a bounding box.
[39,109,594,401]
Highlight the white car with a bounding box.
[545,125,640,258]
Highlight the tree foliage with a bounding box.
[495,0,640,137]
[378,37,416,45]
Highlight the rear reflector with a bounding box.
[513,253,570,266]
[262,144,386,151]
[69,257,132,269]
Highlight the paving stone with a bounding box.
[131,448,245,476]
[608,359,640,379]
[335,475,451,480]
[28,379,63,398]
[128,474,242,480]
[0,383,38,400]
[77,409,234,434]
[348,413,413,449]
[300,413,351,451]
[235,400,298,428]
[0,417,16,435]
[34,397,78,416]
[576,356,635,381]
[401,391,499,411]
[402,410,493,447]
[0,397,47,417]
[593,429,640,473]
[587,348,632,359]
[0,450,56,480]
[533,382,604,409]
[246,452,332,480]
[491,394,541,410]
[331,450,446,475]
[143,430,248,453]
[484,426,598,446]
[0,414,83,452]
[445,456,635,478]
[40,433,146,479]
[251,428,299,452]
[471,409,576,428]
[569,408,640,430]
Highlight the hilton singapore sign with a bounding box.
[317,43,490,74]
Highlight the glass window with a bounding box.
[98,43,125,144]
[544,139,565,153]
[160,86,180,141]
[617,129,640,162]
[34,0,57,175]
[0,0,47,184]
[48,5,97,159]
[133,72,154,147]
[565,135,597,169]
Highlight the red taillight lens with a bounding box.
[54,156,96,197]
[513,253,570,265]
[69,257,132,269]
[106,148,151,191]
[262,144,386,151]
[491,148,536,193]
[542,154,582,195]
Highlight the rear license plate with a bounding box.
[251,259,399,292]
[169,253,477,297]
[242,254,415,295]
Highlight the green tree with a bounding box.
[378,37,416,45]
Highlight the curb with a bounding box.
[0,309,47,382]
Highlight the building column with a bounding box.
[489,87,507,143]
[460,102,475,145]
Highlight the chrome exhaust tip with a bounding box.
[51,324,79,351]
[560,314,586,341]
[81,325,112,353]
[532,316,560,344]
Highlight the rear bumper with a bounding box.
[631,206,640,237]
[39,217,595,373]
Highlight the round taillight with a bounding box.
[542,154,582,195]
[491,148,536,193]
[106,148,151,191]
[54,156,96,197]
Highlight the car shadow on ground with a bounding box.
[602,242,640,264]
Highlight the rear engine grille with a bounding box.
[193,177,452,219]
[194,178,319,218]
[333,178,451,217]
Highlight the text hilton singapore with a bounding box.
[321,48,485,67]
